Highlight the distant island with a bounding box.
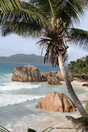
[0,54,44,64]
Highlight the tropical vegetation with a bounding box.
[66,104,88,132]
[0,0,88,119]
[0,125,10,132]
[68,56,88,80]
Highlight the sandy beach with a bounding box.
[12,110,81,132]
[12,80,88,132]
[61,80,88,87]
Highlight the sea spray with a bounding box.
[0,94,45,106]
[0,82,41,91]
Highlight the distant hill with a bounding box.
[0,54,44,64]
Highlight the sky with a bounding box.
[0,9,88,62]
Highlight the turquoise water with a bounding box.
[0,62,59,75]
[0,63,85,131]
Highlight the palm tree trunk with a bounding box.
[58,53,87,116]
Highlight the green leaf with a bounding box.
[1,21,42,37]
[68,28,88,50]
[0,125,10,132]
[0,0,21,12]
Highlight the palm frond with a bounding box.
[0,1,49,37]
[56,0,87,25]
[1,21,42,37]
[0,125,10,132]
[0,0,22,23]
[42,124,54,132]
[30,0,88,26]
[21,2,48,25]
[66,115,88,132]
[37,27,68,67]
[68,28,88,50]
[0,0,21,12]
[30,0,53,17]
[1,1,48,30]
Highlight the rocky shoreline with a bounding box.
[12,65,72,85]
[12,65,88,86]
[11,65,88,132]
[12,81,88,132]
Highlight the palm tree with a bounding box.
[0,0,88,116]
[0,125,10,132]
[66,115,88,132]
[0,0,22,12]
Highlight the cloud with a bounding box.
[67,45,88,62]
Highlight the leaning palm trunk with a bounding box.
[58,53,87,116]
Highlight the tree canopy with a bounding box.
[68,56,88,79]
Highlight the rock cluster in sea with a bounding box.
[12,65,71,85]
[12,65,41,82]
[37,92,76,112]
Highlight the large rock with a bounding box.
[12,65,41,82]
[47,76,62,85]
[41,71,63,84]
[37,92,76,112]
[12,65,72,84]
[41,72,48,82]
[56,71,73,81]
[41,71,63,81]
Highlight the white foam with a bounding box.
[4,73,12,77]
[0,73,12,79]
[0,73,12,82]
[0,82,41,91]
[0,94,44,106]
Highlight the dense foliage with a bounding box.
[68,56,88,79]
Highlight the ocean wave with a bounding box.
[0,73,12,82]
[0,94,44,106]
[0,82,41,91]
[4,73,12,77]
[0,73,12,78]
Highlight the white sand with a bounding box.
[61,80,88,87]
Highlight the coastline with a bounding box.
[61,80,88,104]
[12,80,88,132]
[61,80,88,87]
[51,80,88,132]
[0,63,88,132]
[39,80,88,132]
[71,80,88,87]
[40,81,87,132]
[12,110,81,132]
[71,81,88,103]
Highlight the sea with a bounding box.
[0,62,86,132]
